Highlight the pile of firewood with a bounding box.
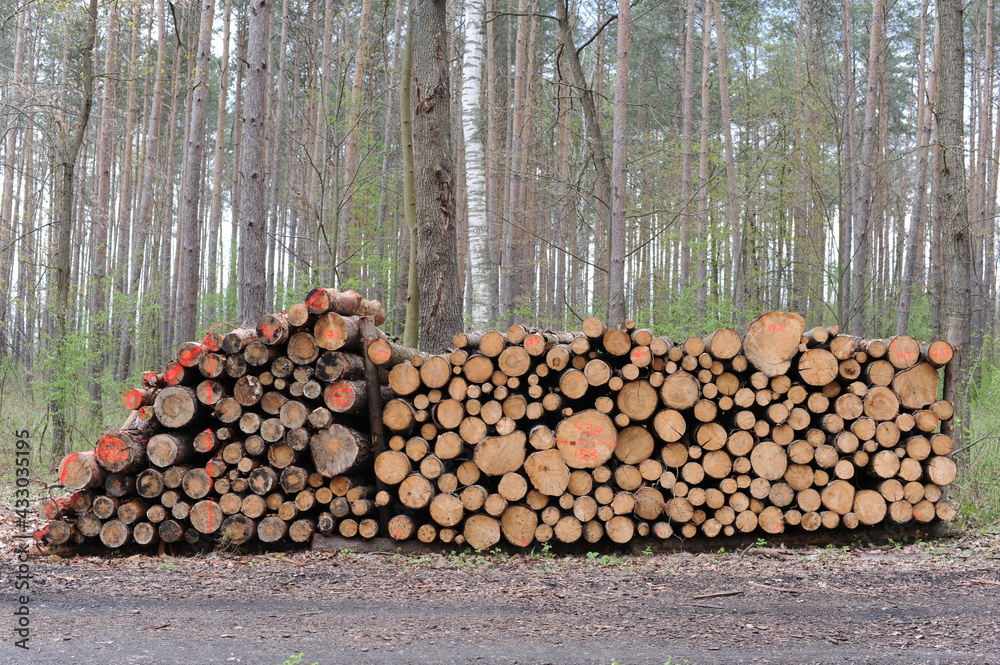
[42,288,398,549]
[374,312,958,549]
[41,298,958,551]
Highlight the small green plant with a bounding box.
[282,653,319,665]
[716,546,727,555]
[641,545,655,556]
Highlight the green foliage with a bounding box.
[282,653,319,665]
[952,350,1000,526]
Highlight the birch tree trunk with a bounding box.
[462,0,490,327]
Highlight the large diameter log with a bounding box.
[473,431,528,475]
[885,335,920,369]
[95,429,150,473]
[523,448,571,496]
[616,380,658,421]
[257,312,291,345]
[310,424,374,477]
[554,410,617,469]
[921,340,955,367]
[316,350,367,382]
[58,452,106,490]
[853,489,888,525]
[153,385,202,428]
[742,311,807,377]
[892,363,939,409]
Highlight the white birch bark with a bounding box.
[461,0,490,326]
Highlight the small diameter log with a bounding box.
[147,433,195,467]
[120,387,152,411]
[257,515,288,543]
[501,505,538,548]
[316,350,367,382]
[464,514,501,550]
[797,349,838,386]
[190,500,225,534]
[136,469,165,499]
[58,451,106,491]
[742,311,807,377]
[99,520,132,548]
[310,424,373,477]
[367,337,425,367]
[220,514,257,546]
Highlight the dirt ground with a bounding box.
[3,504,999,665]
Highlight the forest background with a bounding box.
[1,0,998,525]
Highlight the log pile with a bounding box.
[41,302,959,552]
[375,312,958,549]
[42,288,405,550]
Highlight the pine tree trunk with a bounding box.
[238,0,272,326]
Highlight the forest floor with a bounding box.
[2,504,999,665]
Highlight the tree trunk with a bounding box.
[936,0,972,441]
[608,0,630,326]
[462,0,490,327]
[238,0,272,326]
[410,0,463,352]
[51,0,98,457]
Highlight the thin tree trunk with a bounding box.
[695,0,711,316]
[51,0,98,457]
[400,2,419,348]
[713,0,743,326]
[177,0,216,341]
[206,0,233,322]
[847,0,884,334]
[337,0,374,283]
[897,0,932,335]
[839,0,856,327]
[679,0,696,291]
[608,0,631,325]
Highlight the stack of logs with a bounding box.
[374,312,959,550]
[43,288,395,550]
[42,302,959,552]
